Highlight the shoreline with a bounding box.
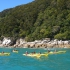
[0,46,70,49]
[0,37,70,48]
[0,44,70,49]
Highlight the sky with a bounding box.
[0,0,34,12]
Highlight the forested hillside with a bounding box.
[0,0,70,41]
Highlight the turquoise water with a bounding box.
[0,48,70,70]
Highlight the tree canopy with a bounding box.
[0,0,70,41]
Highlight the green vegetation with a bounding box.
[0,0,70,41]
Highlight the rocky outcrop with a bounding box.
[0,37,70,48]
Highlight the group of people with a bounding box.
[25,49,57,55]
[25,51,41,55]
[47,49,57,53]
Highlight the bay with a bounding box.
[0,48,70,70]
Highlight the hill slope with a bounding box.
[0,0,70,41]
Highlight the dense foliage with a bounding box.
[0,0,70,41]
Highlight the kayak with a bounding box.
[0,53,10,56]
[12,50,18,53]
[54,51,66,54]
[23,53,41,58]
[45,51,66,54]
[40,53,48,56]
[23,53,48,58]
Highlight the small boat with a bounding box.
[45,51,66,54]
[41,53,48,56]
[54,51,66,54]
[23,54,41,58]
[0,53,10,56]
[23,53,48,58]
[12,50,18,53]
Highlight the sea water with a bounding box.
[0,48,70,70]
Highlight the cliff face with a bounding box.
[0,37,70,48]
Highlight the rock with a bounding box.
[0,37,70,48]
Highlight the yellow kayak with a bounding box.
[23,53,48,58]
[45,51,66,54]
[40,53,48,56]
[23,53,41,58]
[0,53,10,56]
[54,51,66,54]
[12,50,18,53]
